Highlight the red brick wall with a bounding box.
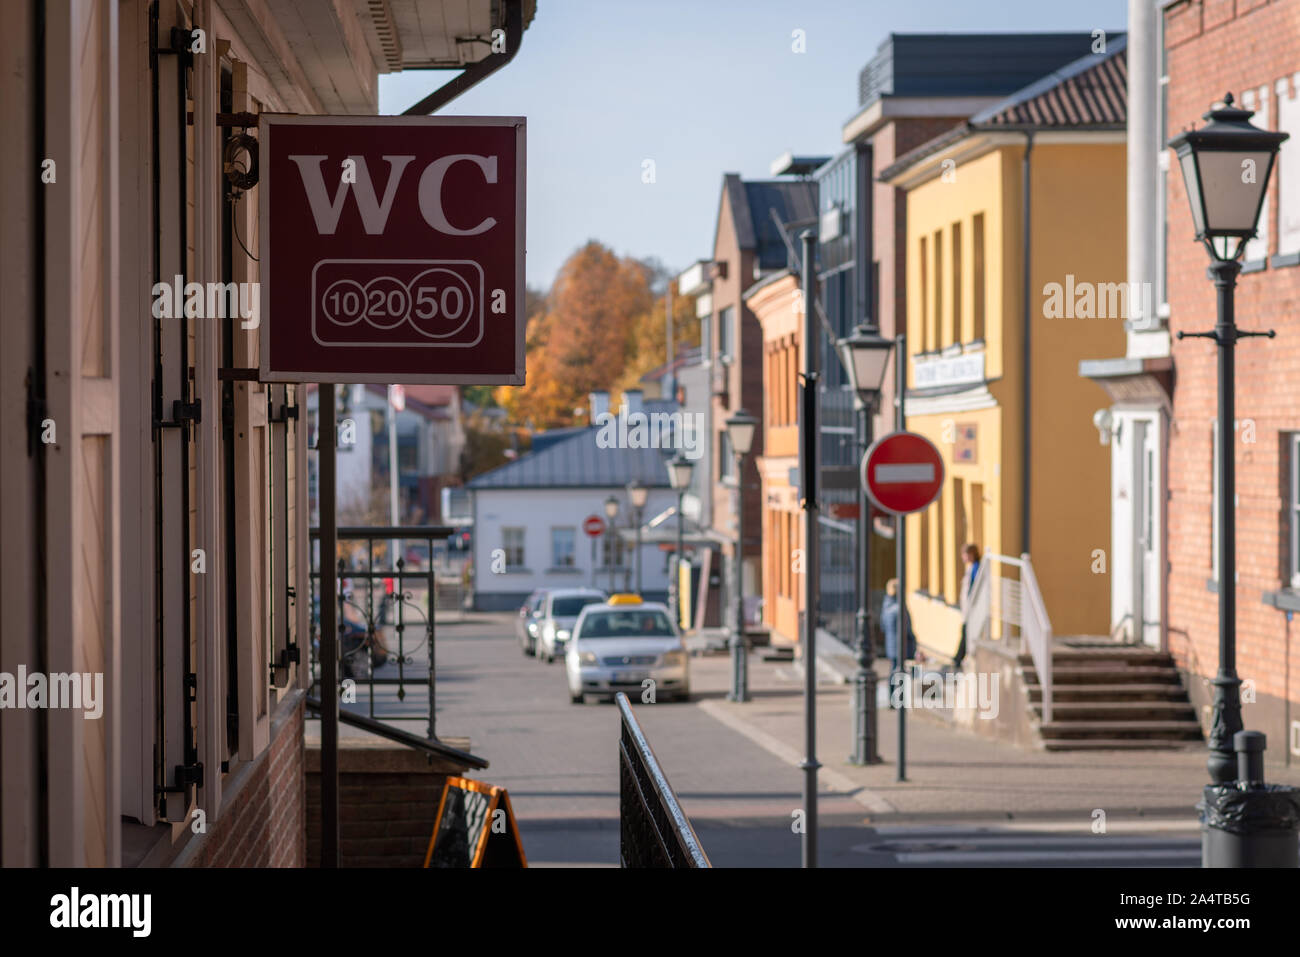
[1164,0,1300,765]
[187,694,306,867]
[305,743,475,867]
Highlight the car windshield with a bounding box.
[579,610,675,638]
[552,596,603,617]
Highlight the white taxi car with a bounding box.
[565,596,690,704]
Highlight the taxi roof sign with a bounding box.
[608,594,643,605]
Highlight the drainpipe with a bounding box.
[402,0,525,115]
[1021,132,1034,557]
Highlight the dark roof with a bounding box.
[716,175,818,271]
[857,32,1119,107]
[972,34,1127,127]
[879,41,1128,182]
[469,403,682,490]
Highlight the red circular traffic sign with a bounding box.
[582,515,606,537]
[861,431,945,515]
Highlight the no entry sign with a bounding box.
[861,431,944,515]
[258,114,525,384]
[583,515,606,537]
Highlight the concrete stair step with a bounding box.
[1036,719,1204,741]
[1020,650,1175,667]
[1026,682,1190,702]
[1046,666,1183,685]
[1041,738,1201,751]
[1030,701,1197,722]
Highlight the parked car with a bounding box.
[535,588,607,663]
[516,589,548,656]
[565,597,690,703]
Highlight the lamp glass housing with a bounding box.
[725,409,759,458]
[604,494,620,520]
[627,482,648,509]
[1168,94,1288,259]
[836,326,894,403]
[668,456,694,491]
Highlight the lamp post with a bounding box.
[725,409,759,703]
[836,325,895,765]
[1170,95,1300,868]
[1169,93,1287,784]
[604,494,621,594]
[667,455,695,628]
[628,481,648,594]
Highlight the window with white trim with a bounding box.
[502,527,525,568]
[1243,85,1271,263]
[1288,434,1300,588]
[1276,75,1300,258]
[551,526,575,568]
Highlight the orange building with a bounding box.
[746,270,805,644]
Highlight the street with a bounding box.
[431,613,1205,867]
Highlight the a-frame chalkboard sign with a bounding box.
[422,777,527,868]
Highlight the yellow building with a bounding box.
[879,44,1128,656]
[745,271,804,645]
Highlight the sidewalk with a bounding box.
[689,643,1300,825]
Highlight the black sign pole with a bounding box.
[894,334,907,782]
[319,383,340,866]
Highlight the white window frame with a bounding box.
[502,527,526,568]
[551,526,576,568]
[1290,434,1300,589]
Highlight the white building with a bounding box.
[469,394,712,611]
[1079,0,1172,648]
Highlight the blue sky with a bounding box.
[379,0,1127,290]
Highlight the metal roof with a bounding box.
[972,35,1127,127]
[716,175,818,270]
[879,41,1128,182]
[857,32,1115,107]
[468,408,683,490]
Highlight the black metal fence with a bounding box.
[616,692,711,868]
[308,525,456,738]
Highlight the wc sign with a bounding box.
[258,114,526,384]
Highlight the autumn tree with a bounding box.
[496,241,654,429]
[615,279,700,396]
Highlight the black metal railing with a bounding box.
[616,692,711,868]
[308,525,457,738]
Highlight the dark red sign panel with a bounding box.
[258,114,525,384]
[583,515,606,537]
[861,431,945,515]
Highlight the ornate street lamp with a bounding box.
[667,455,695,628]
[627,481,648,594]
[604,494,621,593]
[1169,94,1287,788]
[1169,93,1300,868]
[725,409,759,702]
[836,325,894,764]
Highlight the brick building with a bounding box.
[1161,0,1300,769]
[0,0,529,867]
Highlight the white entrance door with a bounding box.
[1132,418,1163,648]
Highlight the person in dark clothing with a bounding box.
[880,578,916,664]
[955,543,981,669]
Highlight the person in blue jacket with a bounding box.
[880,578,916,665]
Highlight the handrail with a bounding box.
[616,692,711,868]
[1017,554,1053,724]
[305,695,488,769]
[968,552,1053,723]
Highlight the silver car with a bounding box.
[565,599,690,703]
[516,589,547,656]
[535,588,607,663]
